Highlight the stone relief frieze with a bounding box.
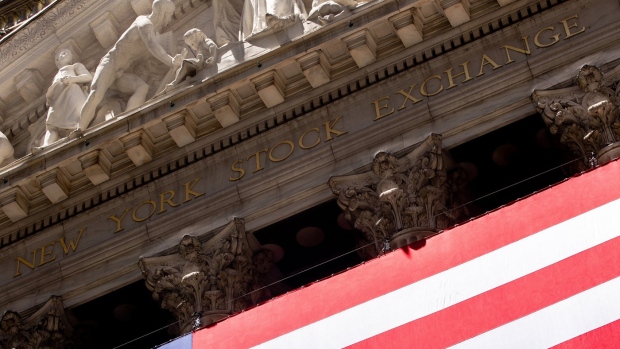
[0,296,74,349]
[533,64,620,168]
[307,0,365,25]
[0,0,99,70]
[329,134,470,258]
[139,219,275,335]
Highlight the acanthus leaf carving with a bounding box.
[329,134,467,258]
[0,296,74,349]
[139,218,274,335]
[533,64,620,167]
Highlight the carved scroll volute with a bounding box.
[533,64,620,167]
[0,296,75,349]
[140,219,272,335]
[329,134,458,257]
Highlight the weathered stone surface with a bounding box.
[533,64,620,168]
[329,134,469,258]
[140,219,274,334]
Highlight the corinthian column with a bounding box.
[139,219,275,335]
[0,296,74,349]
[533,64,620,168]
[329,134,467,258]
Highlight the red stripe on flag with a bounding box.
[347,235,620,349]
[193,162,620,349]
[551,319,620,349]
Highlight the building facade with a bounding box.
[0,0,619,347]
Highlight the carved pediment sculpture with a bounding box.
[37,47,92,149]
[240,0,308,40]
[0,296,74,349]
[75,0,183,138]
[307,0,365,25]
[329,134,466,258]
[139,219,275,335]
[157,28,218,95]
[533,64,620,168]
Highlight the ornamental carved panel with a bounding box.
[329,134,469,258]
[0,296,74,349]
[533,64,620,168]
[139,219,274,335]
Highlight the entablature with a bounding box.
[0,0,610,248]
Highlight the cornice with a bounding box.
[0,0,574,248]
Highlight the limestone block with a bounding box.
[130,0,152,15]
[441,0,470,27]
[121,132,153,167]
[14,69,44,103]
[90,12,120,49]
[298,52,331,88]
[79,151,110,185]
[207,91,240,128]
[0,98,5,124]
[390,12,423,48]
[343,30,377,68]
[252,71,285,108]
[0,187,29,222]
[496,0,516,6]
[37,169,70,204]
[164,113,196,147]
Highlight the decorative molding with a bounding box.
[0,186,29,222]
[342,29,377,68]
[14,69,44,104]
[0,0,99,69]
[0,296,74,349]
[120,131,154,167]
[89,11,119,49]
[37,168,70,204]
[139,219,275,334]
[533,64,620,168]
[329,134,468,258]
[207,91,241,128]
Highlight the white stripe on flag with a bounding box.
[448,276,620,349]
[252,198,620,349]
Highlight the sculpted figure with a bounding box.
[213,0,244,46]
[165,29,217,90]
[0,131,15,166]
[41,48,92,147]
[74,0,182,138]
[308,0,364,24]
[240,0,307,40]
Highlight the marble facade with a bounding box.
[0,0,619,345]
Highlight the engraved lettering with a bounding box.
[269,140,295,162]
[132,200,157,222]
[444,62,473,89]
[58,228,86,254]
[534,26,560,48]
[15,251,36,277]
[159,190,180,213]
[109,208,131,233]
[324,116,348,141]
[396,84,422,110]
[372,96,395,120]
[477,54,502,76]
[502,36,531,64]
[299,128,321,149]
[230,160,246,181]
[183,178,204,202]
[39,242,56,266]
[420,75,443,96]
[560,15,585,39]
[247,149,269,172]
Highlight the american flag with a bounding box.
[162,160,620,349]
